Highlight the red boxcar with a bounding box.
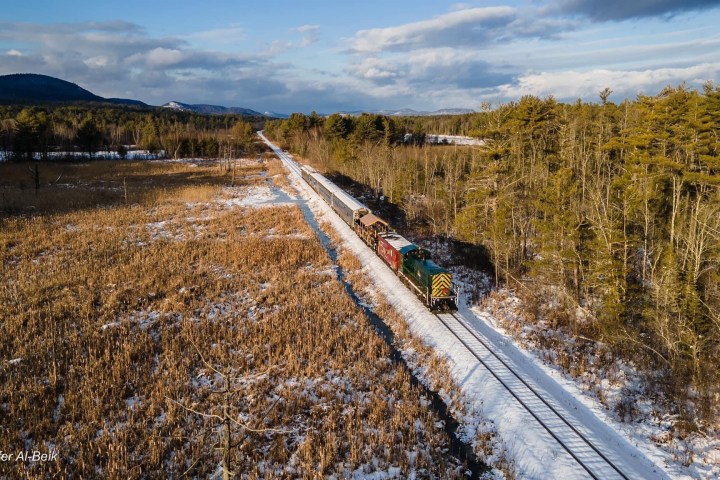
[377,232,415,272]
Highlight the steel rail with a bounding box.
[435,312,630,480]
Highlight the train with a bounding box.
[301,165,457,311]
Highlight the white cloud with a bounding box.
[295,24,320,33]
[145,48,186,67]
[266,40,294,55]
[6,49,23,56]
[347,47,515,92]
[353,59,398,80]
[84,55,111,68]
[299,36,318,48]
[293,24,320,48]
[351,7,517,52]
[497,63,720,99]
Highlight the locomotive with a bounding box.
[301,166,457,311]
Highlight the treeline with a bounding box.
[0,105,264,161]
[265,84,720,424]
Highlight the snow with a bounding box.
[479,293,720,479]
[125,396,141,410]
[260,134,683,480]
[218,185,292,208]
[426,134,486,146]
[3,149,167,160]
[52,395,64,422]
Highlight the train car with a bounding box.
[377,231,415,271]
[303,167,337,208]
[314,176,335,206]
[301,166,370,227]
[301,166,319,190]
[358,213,390,249]
[331,190,370,226]
[401,248,457,311]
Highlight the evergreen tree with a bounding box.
[76,116,103,158]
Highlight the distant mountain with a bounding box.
[104,97,149,107]
[427,108,477,116]
[263,111,289,119]
[0,73,146,106]
[335,108,476,117]
[162,101,265,116]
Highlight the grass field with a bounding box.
[0,157,469,478]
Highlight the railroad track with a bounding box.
[258,132,303,176]
[434,311,630,480]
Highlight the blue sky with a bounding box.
[1,1,719,113]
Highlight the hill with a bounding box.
[0,73,145,106]
[336,107,476,117]
[162,101,265,116]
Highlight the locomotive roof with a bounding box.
[360,213,388,228]
[309,170,369,213]
[379,232,416,252]
[403,247,450,275]
[418,259,448,275]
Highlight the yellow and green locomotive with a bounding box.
[375,232,457,311]
[401,247,456,311]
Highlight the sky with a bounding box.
[1,0,719,114]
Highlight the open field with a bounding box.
[0,158,469,478]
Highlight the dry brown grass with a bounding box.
[0,160,241,218]
[265,159,290,189]
[0,157,465,478]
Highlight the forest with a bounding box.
[0,104,262,161]
[264,84,720,427]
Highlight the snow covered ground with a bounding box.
[477,293,719,479]
[259,133,708,479]
[427,135,486,146]
[0,149,165,161]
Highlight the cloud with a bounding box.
[0,20,144,37]
[0,20,285,107]
[295,24,320,33]
[292,25,320,48]
[348,48,515,90]
[351,7,518,52]
[144,48,186,67]
[488,33,720,73]
[496,63,720,100]
[264,40,294,56]
[185,26,246,45]
[550,0,720,21]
